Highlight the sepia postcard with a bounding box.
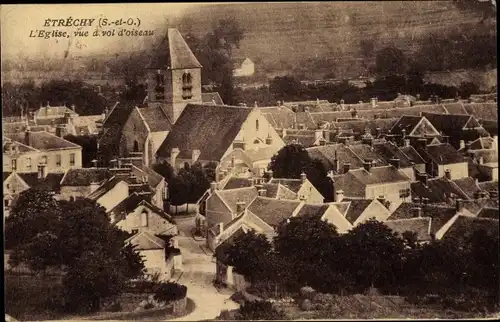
[2,2,498,321]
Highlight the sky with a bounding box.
[1,3,208,59]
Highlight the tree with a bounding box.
[216,230,272,283]
[458,81,480,99]
[236,300,286,320]
[7,197,145,312]
[152,161,175,182]
[342,219,405,292]
[374,47,407,76]
[269,75,305,101]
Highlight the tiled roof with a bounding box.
[463,103,497,121]
[452,177,482,199]
[125,231,166,250]
[216,187,258,213]
[283,135,317,147]
[443,216,499,241]
[201,92,224,106]
[480,120,498,136]
[372,142,414,168]
[307,144,365,171]
[471,149,498,164]
[348,144,388,166]
[6,131,81,151]
[269,178,303,194]
[60,168,112,186]
[295,204,330,219]
[417,143,465,165]
[476,207,499,219]
[344,199,373,224]
[3,172,12,182]
[259,106,296,129]
[98,103,136,156]
[222,177,253,190]
[146,28,202,69]
[384,217,432,241]
[387,202,457,235]
[411,177,470,204]
[458,199,499,215]
[422,112,483,135]
[331,118,398,138]
[399,146,426,164]
[87,176,125,200]
[111,192,151,217]
[296,111,319,129]
[132,164,164,189]
[348,166,410,185]
[17,173,64,193]
[261,183,298,200]
[137,106,172,132]
[247,196,302,226]
[331,201,350,216]
[3,122,51,134]
[389,116,422,136]
[35,106,78,118]
[468,137,495,150]
[442,103,468,115]
[156,104,252,161]
[17,173,39,187]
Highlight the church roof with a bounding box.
[147,28,202,70]
[156,104,253,161]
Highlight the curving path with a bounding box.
[167,217,239,321]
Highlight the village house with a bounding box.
[414,142,469,179]
[3,129,82,174]
[201,92,225,106]
[233,58,255,77]
[332,163,412,212]
[372,140,426,181]
[436,215,499,241]
[155,104,285,169]
[125,231,182,280]
[59,167,113,200]
[111,192,177,236]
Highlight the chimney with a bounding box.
[444,169,451,180]
[110,159,117,168]
[192,149,201,163]
[248,177,254,187]
[277,100,281,106]
[300,171,307,183]
[254,101,258,108]
[210,181,218,193]
[117,159,122,168]
[218,222,224,234]
[91,159,98,168]
[404,138,410,147]
[417,138,427,150]
[170,148,180,167]
[401,129,406,139]
[412,207,422,218]
[455,199,463,212]
[340,99,345,110]
[371,97,377,108]
[375,127,382,138]
[319,138,326,146]
[389,157,401,169]
[236,200,246,213]
[24,127,31,146]
[315,129,324,142]
[363,159,373,172]
[343,162,351,173]
[37,164,48,179]
[266,134,273,145]
[56,125,66,138]
[335,189,344,202]
[478,156,484,165]
[258,188,267,196]
[282,128,287,138]
[89,180,100,193]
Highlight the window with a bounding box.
[6,184,10,189]
[5,200,9,207]
[141,211,148,227]
[131,229,139,235]
[26,158,32,169]
[56,155,61,167]
[40,156,47,164]
[182,72,193,100]
[155,71,165,100]
[11,159,17,171]
[255,119,259,131]
[133,140,139,152]
[69,153,75,166]
[399,188,410,199]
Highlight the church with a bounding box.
[101,28,285,174]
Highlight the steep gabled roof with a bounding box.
[422,112,482,134]
[372,142,415,168]
[147,28,202,69]
[348,166,410,185]
[384,217,432,241]
[125,231,166,250]
[307,144,365,171]
[442,216,499,241]
[348,144,388,166]
[156,104,253,161]
[260,106,296,129]
[452,177,482,199]
[3,172,12,182]
[136,106,172,132]
[60,168,112,187]
[411,177,470,204]
[222,177,253,190]
[476,207,499,219]
[6,131,81,151]
[216,186,259,214]
[399,146,426,165]
[442,103,469,115]
[201,92,224,106]
[390,115,423,136]
[343,199,373,224]
[463,103,497,121]
[295,204,330,219]
[417,143,465,165]
[477,181,498,193]
[247,196,302,227]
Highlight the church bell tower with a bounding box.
[146,28,203,123]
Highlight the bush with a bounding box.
[300,299,313,311]
[144,302,155,310]
[109,301,122,312]
[154,282,187,303]
[236,300,286,320]
[300,286,316,300]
